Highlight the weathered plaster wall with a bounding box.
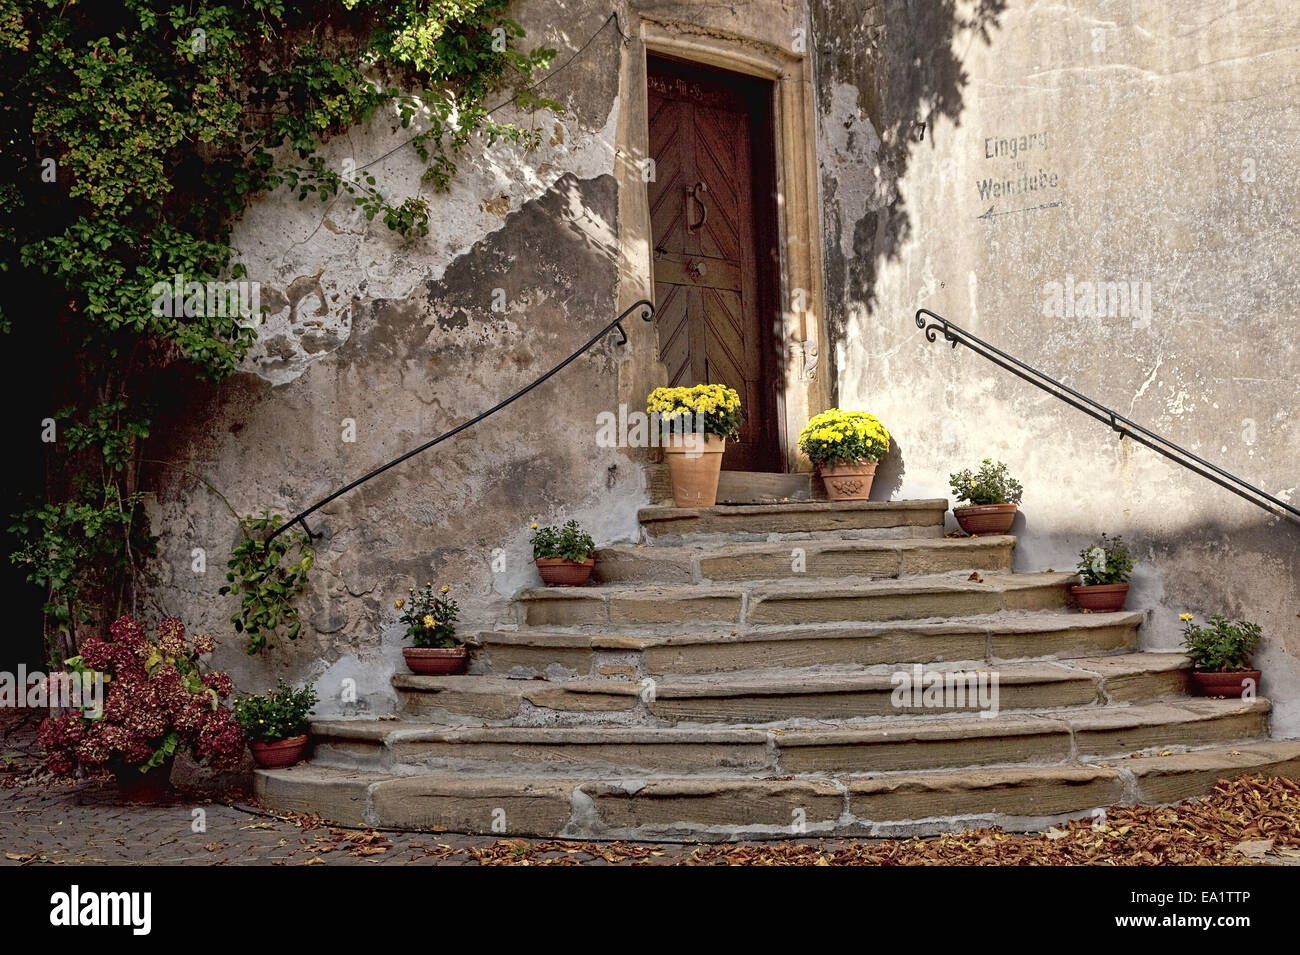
[814,0,1300,734]
[146,1,644,716]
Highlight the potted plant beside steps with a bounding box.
[797,409,891,501]
[647,384,742,508]
[397,583,466,675]
[235,680,317,769]
[1180,612,1263,697]
[949,458,1023,535]
[1072,533,1135,611]
[532,520,595,586]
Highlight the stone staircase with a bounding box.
[255,498,1300,840]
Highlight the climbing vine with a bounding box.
[1,1,558,658]
[220,514,314,655]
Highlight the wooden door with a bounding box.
[648,56,779,471]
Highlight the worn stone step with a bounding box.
[594,536,1015,584]
[309,721,776,775]
[776,698,1271,773]
[473,611,1142,677]
[308,697,1268,777]
[395,654,1190,724]
[638,499,948,541]
[516,572,1074,628]
[253,740,1300,839]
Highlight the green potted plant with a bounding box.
[532,520,596,586]
[396,583,465,675]
[647,384,742,508]
[234,680,318,768]
[948,458,1023,535]
[797,410,891,501]
[1180,613,1262,697]
[1072,533,1135,612]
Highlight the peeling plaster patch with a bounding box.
[232,97,619,385]
[820,83,886,260]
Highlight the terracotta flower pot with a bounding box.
[111,757,174,804]
[662,434,726,508]
[1191,669,1261,698]
[953,503,1018,535]
[1071,583,1130,612]
[249,734,310,769]
[535,557,595,587]
[403,646,469,676]
[818,460,878,501]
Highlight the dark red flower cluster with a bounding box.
[39,615,245,777]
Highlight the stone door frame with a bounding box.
[615,14,829,473]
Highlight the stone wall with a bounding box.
[144,0,1299,736]
[813,0,1300,734]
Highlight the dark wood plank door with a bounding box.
[648,56,778,471]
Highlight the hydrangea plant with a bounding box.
[37,616,244,776]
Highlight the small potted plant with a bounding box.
[36,615,244,803]
[798,409,891,501]
[1180,613,1262,697]
[532,520,596,586]
[948,458,1023,535]
[234,680,318,768]
[1072,533,1135,612]
[397,583,465,675]
[647,384,742,508]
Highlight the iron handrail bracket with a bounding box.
[268,299,656,542]
[915,308,1300,526]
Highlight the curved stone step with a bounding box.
[307,697,1268,777]
[637,499,948,541]
[594,535,1015,584]
[395,654,1191,724]
[517,572,1074,628]
[253,740,1300,839]
[473,611,1142,677]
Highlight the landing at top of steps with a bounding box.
[638,499,949,539]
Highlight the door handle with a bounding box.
[686,181,708,233]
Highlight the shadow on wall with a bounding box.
[871,437,905,501]
[813,0,1008,377]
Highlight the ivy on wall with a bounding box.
[0,0,558,659]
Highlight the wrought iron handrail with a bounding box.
[268,299,656,542]
[915,308,1300,526]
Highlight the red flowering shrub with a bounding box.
[38,615,245,777]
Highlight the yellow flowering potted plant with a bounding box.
[532,520,596,586]
[396,583,465,675]
[948,459,1023,534]
[1180,613,1263,697]
[234,679,318,768]
[797,410,891,501]
[646,384,742,507]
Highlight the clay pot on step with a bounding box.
[1071,582,1130,612]
[403,646,469,675]
[535,557,595,587]
[249,734,310,769]
[819,460,878,501]
[953,503,1018,535]
[1191,669,1261,698]
[662,433,726,508]
[111,757,174,804]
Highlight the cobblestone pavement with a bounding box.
[4,712,1299,866]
